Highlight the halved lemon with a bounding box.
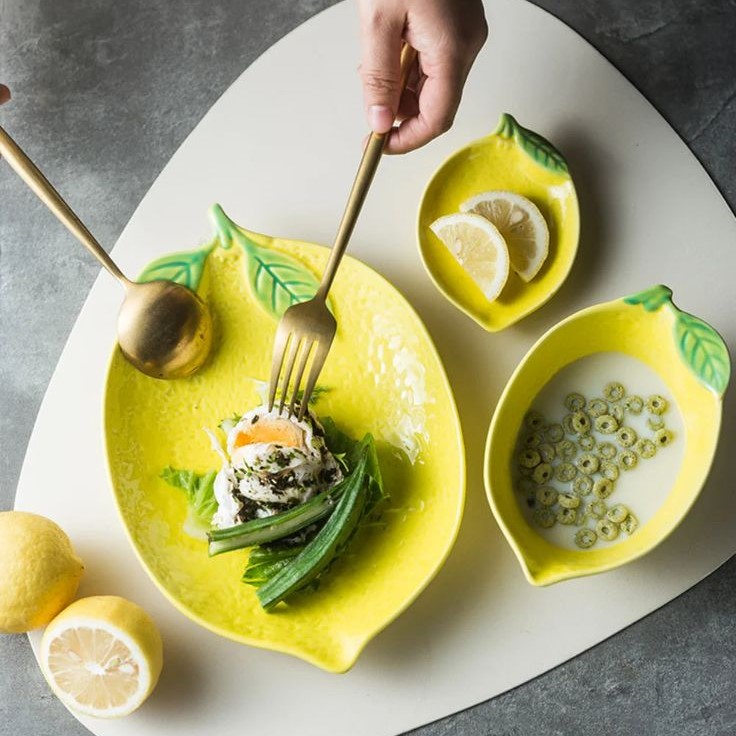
[40,596,163,718]
[429,213,510,301]
[461,191,549,282]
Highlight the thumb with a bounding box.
[359,11,403,134]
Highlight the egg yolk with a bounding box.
[233,418,305,449]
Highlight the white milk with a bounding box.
[517,351,685,550]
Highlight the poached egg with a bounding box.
[211,405,342,529]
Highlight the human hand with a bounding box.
[358,0,487,154]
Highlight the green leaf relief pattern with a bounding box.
[209,203,322,320]
[674,312,730,396]
[493,113,569,176]
[244,242,321,318]
[624,284,730,396]
[623,284,673,312]
[138,242,215,291]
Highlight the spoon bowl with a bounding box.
[118,280,213,379]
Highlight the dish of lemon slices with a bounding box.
[419,113,580,332]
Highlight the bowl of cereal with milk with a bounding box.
[485,285,730,585]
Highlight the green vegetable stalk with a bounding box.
[256,438,373,610]
[207,483,346,556]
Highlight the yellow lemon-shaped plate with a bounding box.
[418,113,580,331]
[485,285,730,585]
[104,206,465,673]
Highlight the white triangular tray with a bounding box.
[16,1,735,734]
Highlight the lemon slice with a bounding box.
[430,213,510,301]
[40,596,163,718]
[461,191,549,282]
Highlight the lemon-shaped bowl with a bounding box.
[104,206,465,673]
[485,285,730,585]
[418,113,580,331]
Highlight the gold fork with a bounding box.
[268,44,417,419]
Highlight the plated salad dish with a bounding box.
[104,206,465,672]
[162,401,384,611]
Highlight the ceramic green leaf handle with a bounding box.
[625,284,731,397]
[210,204,325,320]
[494,113,569,176]
[138,244,215,291]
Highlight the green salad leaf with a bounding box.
[321,417,356,459]
[322,418,385,509]
[160,467,218,533]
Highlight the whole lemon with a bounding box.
[0,511,84,633]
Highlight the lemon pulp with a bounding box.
[430,213,510,301]
[41,596,163,718]
[461,190,549,282]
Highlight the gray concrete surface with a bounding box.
[1,1,735,734]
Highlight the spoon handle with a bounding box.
[0,125,129,286]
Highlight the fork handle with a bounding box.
[315,43,417,300]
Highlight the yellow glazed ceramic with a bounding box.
[104,206,465,673]
[418,113,580,331]
[485,285,730,585]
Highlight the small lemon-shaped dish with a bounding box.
[418,113,580,331]
[104,206,465,673]
[485,285,730,585]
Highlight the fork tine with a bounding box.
[298,336,333,421]
[267,325,292,412]
[278,335,303,415]
[289,339,314,417]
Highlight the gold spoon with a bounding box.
[0,125,212,379]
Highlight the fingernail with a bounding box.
[368,105,393,133]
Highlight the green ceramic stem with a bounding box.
[211,203,236,249]
[494,112,516,139]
